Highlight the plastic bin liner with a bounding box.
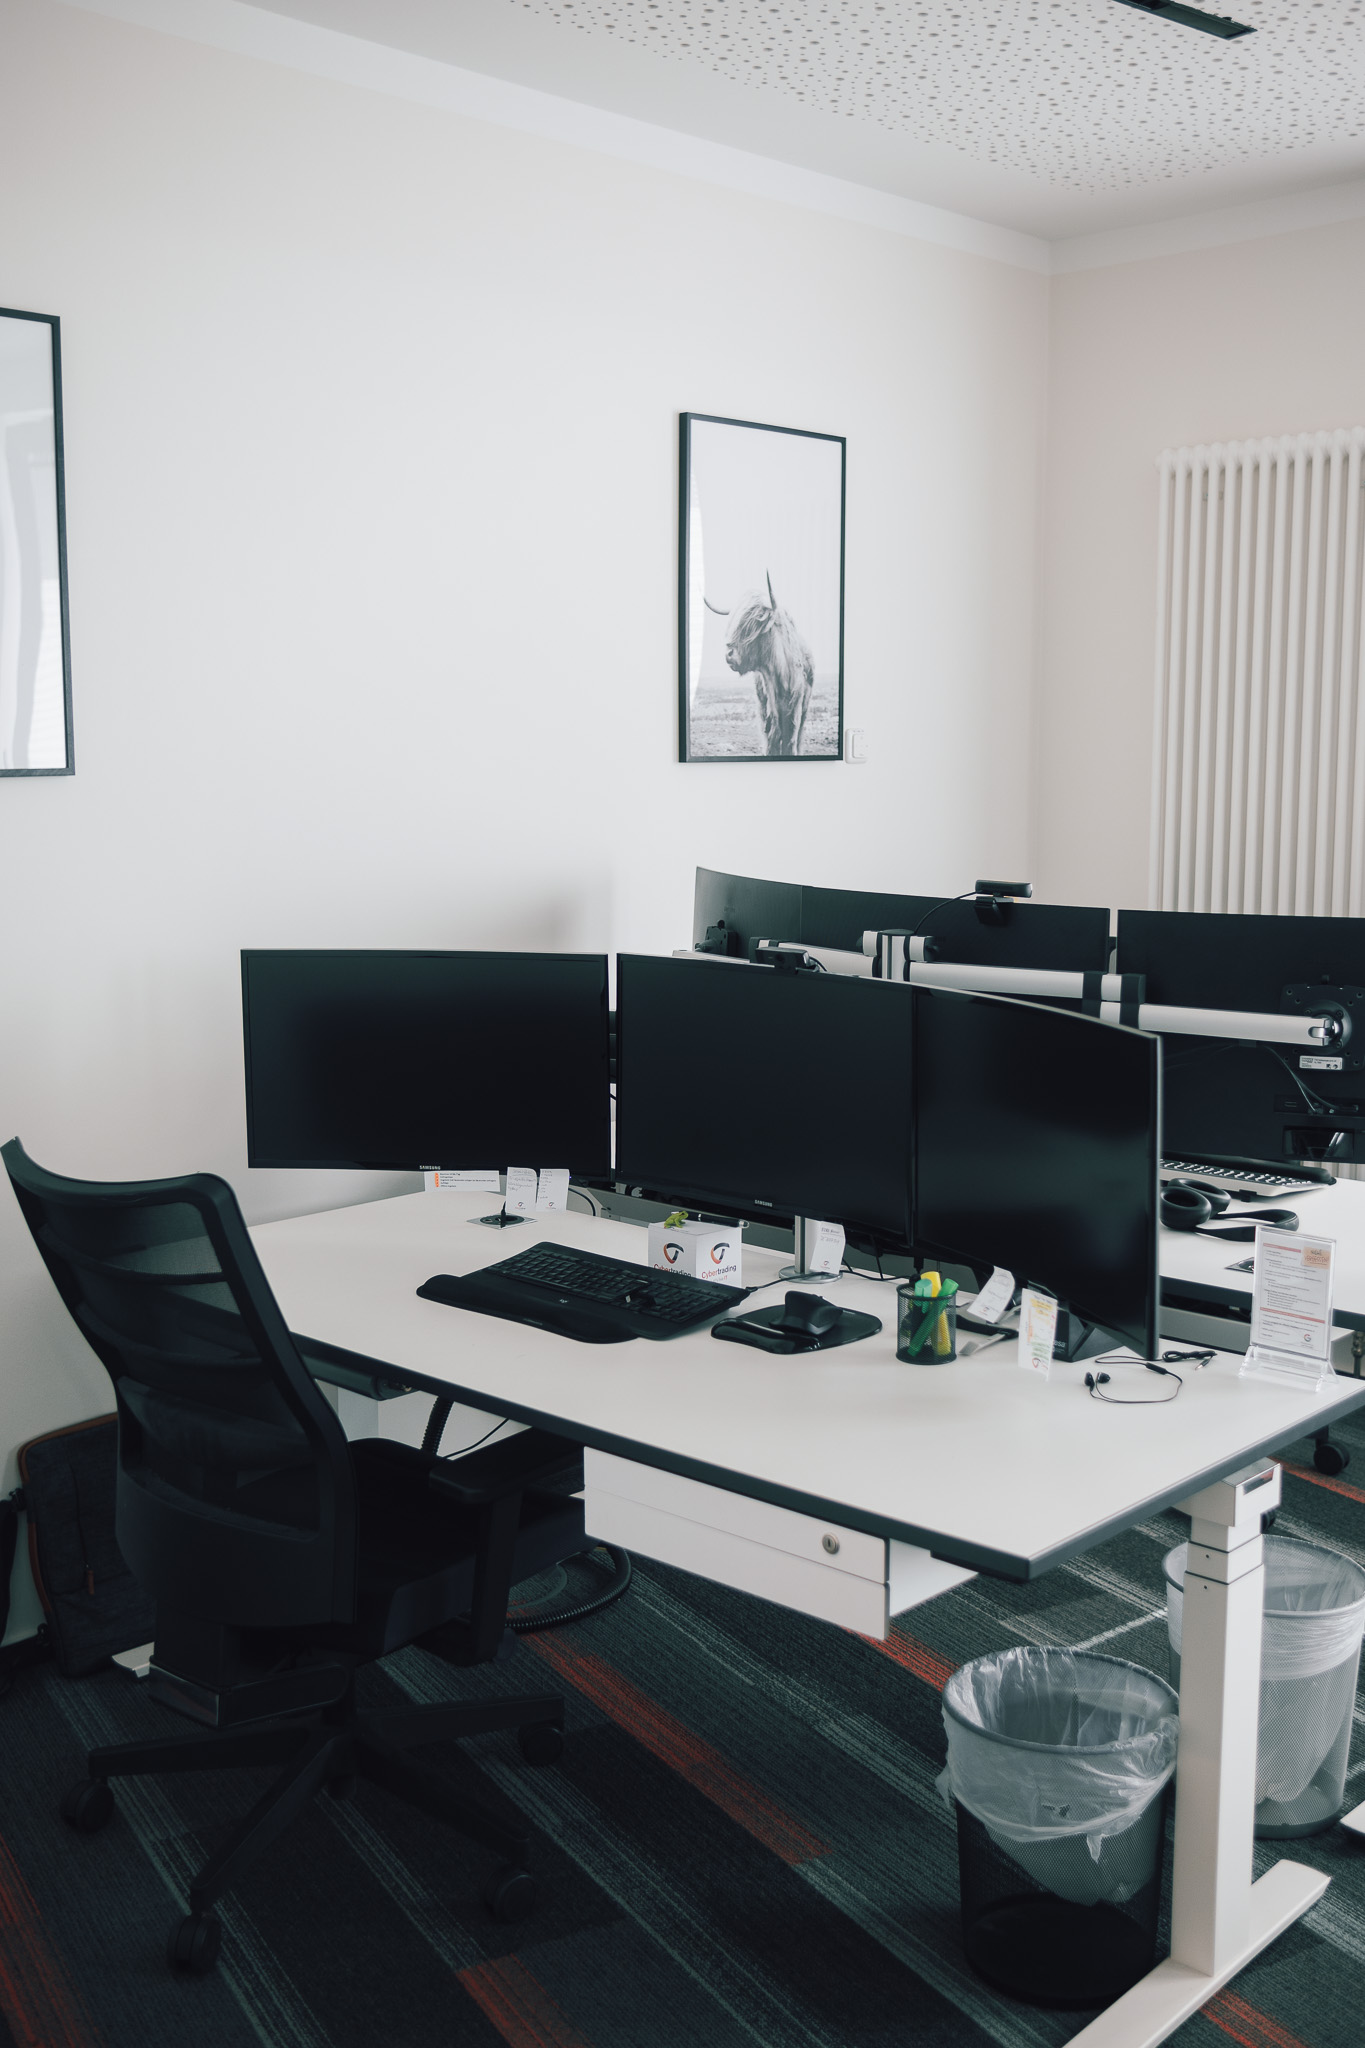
[1166,1536,1365,1807]
[938,1648,1178,1906]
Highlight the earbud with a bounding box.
[1086,1363,1181,1403]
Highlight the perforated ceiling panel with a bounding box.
[499,0,1365,190]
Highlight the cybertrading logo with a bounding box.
[711,1243,730,1264]
[663,1243,683,1264]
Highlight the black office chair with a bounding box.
[2,1138,586,1975]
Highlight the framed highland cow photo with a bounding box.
[679,413,844,763]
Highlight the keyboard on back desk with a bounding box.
[1160,1156,1325,1200]
[416,1241,750,1343]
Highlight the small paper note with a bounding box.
[969,1267,1014,1326]
[424,1168,499,1194]
[806,1220,845,1276]
[1017,1287,1058,1377]
[536,1169,570,1213]
[504,1167,539,1216]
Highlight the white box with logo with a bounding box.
[646,1219,742,1286]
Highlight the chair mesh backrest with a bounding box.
[4,1142,355,1629]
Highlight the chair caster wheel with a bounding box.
[326,1773,356,1801]
[61,1780,113,1833]
[168,1913,221,1975]
[1315,1442,1351,1475]
[483,1864,538,1923]
[518,1722,563,1765]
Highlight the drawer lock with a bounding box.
[822,1534,841,1555]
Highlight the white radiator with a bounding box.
[1150,429,1365,916]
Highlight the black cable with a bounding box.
[1092,1347,1211,1369]
[568,1184,600,1217]
[439,1417,510,1460]
[841,1254,898,1283]
[1085,1364,1182,1405]
[1264,1045,1338,1118]
[506,1545,633,1632]
[903,890,978,947]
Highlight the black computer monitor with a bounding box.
[615,953,914,1245]
[692,869,806,958]
[912,988,1160,1357]
[241,951,611,1174]
[692,867,1111,970]
[1117,910,1365,1165]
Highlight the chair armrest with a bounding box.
[428,1427,581,1508]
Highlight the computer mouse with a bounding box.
[776,1291,844,1338]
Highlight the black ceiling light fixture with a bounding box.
[1112,0,1255,36]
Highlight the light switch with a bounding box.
[845,728,868,764]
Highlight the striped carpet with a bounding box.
[3,1421,1365,2048]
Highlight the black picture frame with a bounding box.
[678,412,845,764]
[0,308,74,776]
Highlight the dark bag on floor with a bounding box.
[17,1416,155,1676]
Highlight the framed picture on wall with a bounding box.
[0,308,74,776]
[679,413,844,763]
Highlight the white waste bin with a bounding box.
[1165,1534,1365,1838]
[940,1647,1178,2008]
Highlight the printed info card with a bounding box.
[1244,1225,1336,1391]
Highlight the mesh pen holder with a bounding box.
[897,1284,957,1363]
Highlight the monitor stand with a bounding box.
[778,1216,842,1284]
[1054,1309,1111,1363]
[474,1204,528,1229]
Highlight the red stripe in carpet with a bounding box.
[1277,1458,1365,1506]
[459,1956,595,2048]
[525,1634,829,1864]
[1201,1988,1311,2048]
[858,1628,958,1692]
[0,1827,103,2048]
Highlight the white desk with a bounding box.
[1161,1173,1365,1335]
[253,1192,1365,2048]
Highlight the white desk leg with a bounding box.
[1065,1461,1328,2048]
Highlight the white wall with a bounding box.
[1039,214,1365,911]
[0,0,1047,1631]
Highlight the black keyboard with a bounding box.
[417,1241,750,1344]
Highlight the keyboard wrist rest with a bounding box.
[416,1273,635,1343]
[711,1319,799,1354]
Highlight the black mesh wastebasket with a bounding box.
[1165,1534,1365,1838]
[941,1648,1178,2009]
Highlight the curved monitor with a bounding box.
[694,867,1111,970]
[1118,909,1365,1166]
[912,987,1160,1358]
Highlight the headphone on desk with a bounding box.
[1160,1180,1298,1241]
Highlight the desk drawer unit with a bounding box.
[584,1450,973,1638]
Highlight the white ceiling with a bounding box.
[188,0,1365,239]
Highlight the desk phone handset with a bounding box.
[712,1290,881,1355]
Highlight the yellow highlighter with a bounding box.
[918,1271,952,1358]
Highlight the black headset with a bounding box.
[1159,1179,1298,1241]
